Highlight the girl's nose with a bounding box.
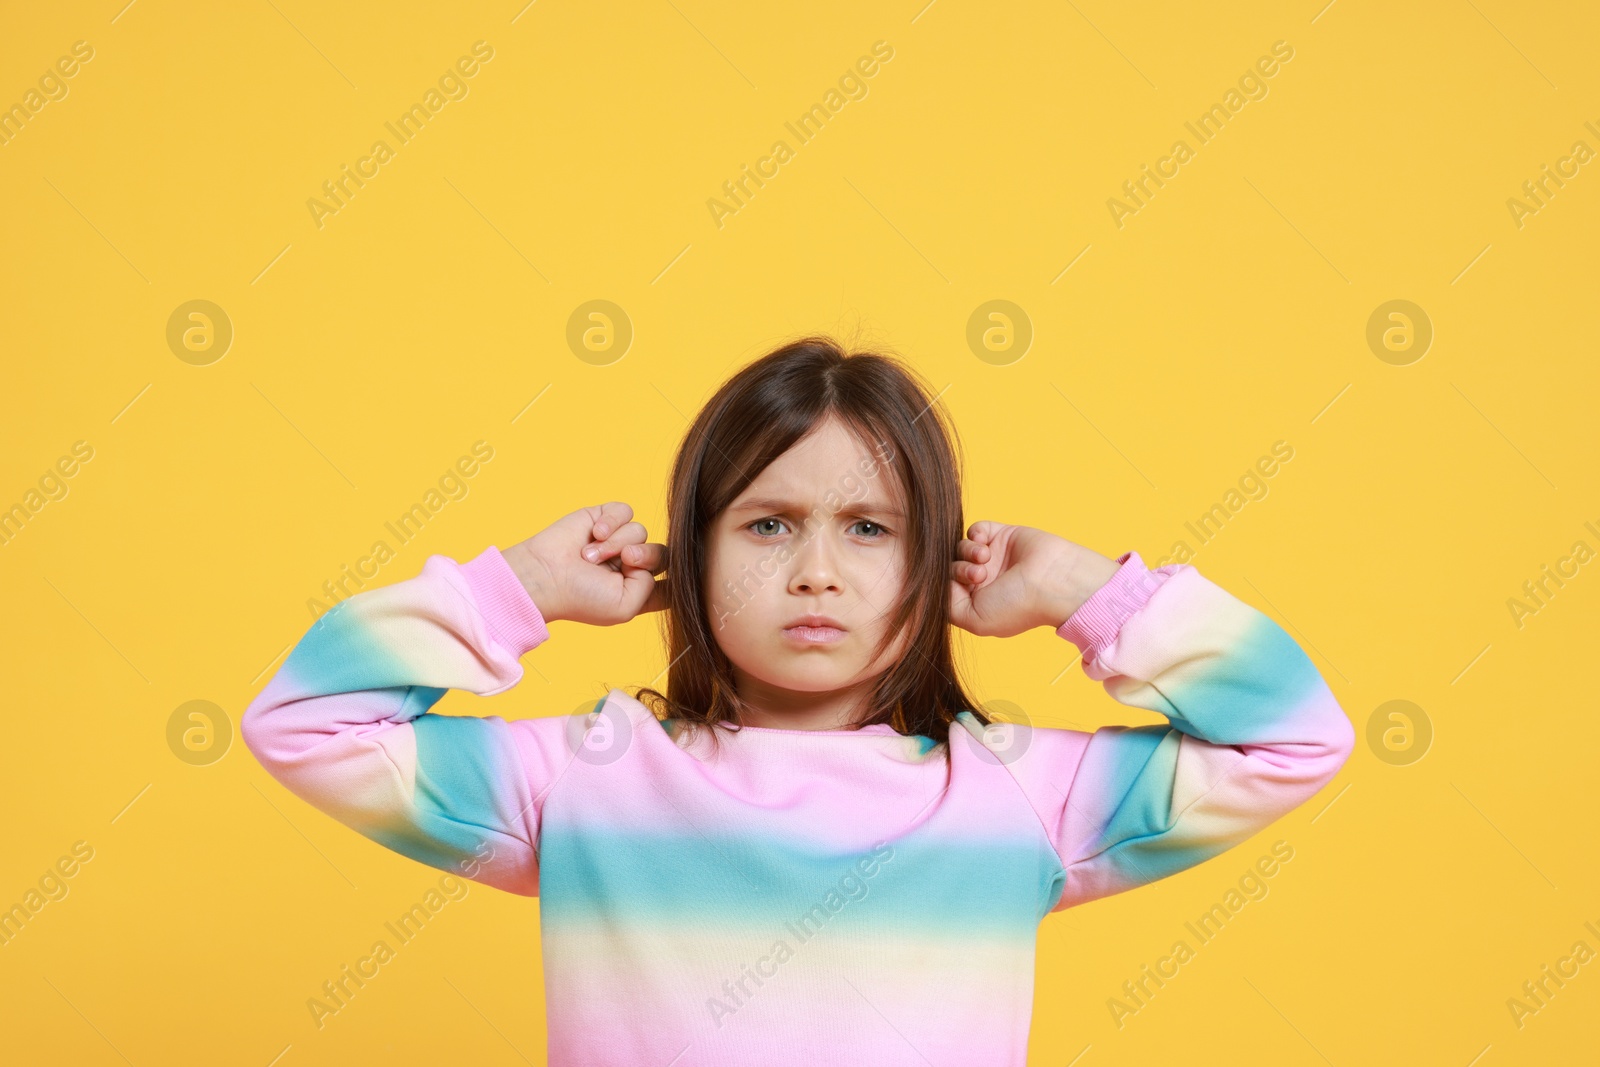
[788,531,844,595]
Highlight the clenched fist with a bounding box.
[501,502,668,626]
[949,521,1122,638]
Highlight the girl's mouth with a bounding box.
[782,625,846,645]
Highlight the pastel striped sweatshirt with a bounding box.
[241,545,1354,1065]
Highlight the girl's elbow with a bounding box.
[1331,710,1356,764]
[1306,709,1356,788]
[1322,696,1357,767]
[239,694,291,770]
[239,706,272,768]
[1258,709,1355,792]
[1300,687,1356,782]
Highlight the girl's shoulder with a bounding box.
[949,707,1095,773]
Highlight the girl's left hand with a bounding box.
[949,521,1121,638]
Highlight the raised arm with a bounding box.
[1006,551,1355,911]
[242,502,667,895]
[240,546,579,895]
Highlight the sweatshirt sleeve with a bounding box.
[240,546,584,896]
[1007,551,1355,912]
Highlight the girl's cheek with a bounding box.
[857,556,905,596]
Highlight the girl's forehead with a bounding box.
[726,484,904,518]
[731,454,905,515]
[716,414,908,515]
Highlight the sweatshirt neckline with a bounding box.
[711,721,902,737]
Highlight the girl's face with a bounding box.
[703,415,913,712]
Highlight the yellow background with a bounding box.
[3,1,1597,1063]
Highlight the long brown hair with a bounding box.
[631,334,989,749]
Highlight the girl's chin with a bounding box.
[736,666,865,695]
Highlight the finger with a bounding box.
[583,520,648,562]
[950,559,986,586]
[610,521,649,547]
[584,521,646,561]
[967,520,1000,544]
[647,576,671,613]
[955,537,991,563]
[947,577,978,632]
[588,501,634,541]
[619,542,667,574]
[629,572,671,614]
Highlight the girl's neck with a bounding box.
[730,668,873,731]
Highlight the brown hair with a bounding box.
[631,334,989,749]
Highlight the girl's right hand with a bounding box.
[501,502,668,626]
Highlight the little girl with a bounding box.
[243,335,1354,1065]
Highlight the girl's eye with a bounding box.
[745,518,891,539]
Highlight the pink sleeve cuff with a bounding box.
[459,546,551,657]
[1056,551,1165,663]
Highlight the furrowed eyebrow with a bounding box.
[729,497,905,520]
